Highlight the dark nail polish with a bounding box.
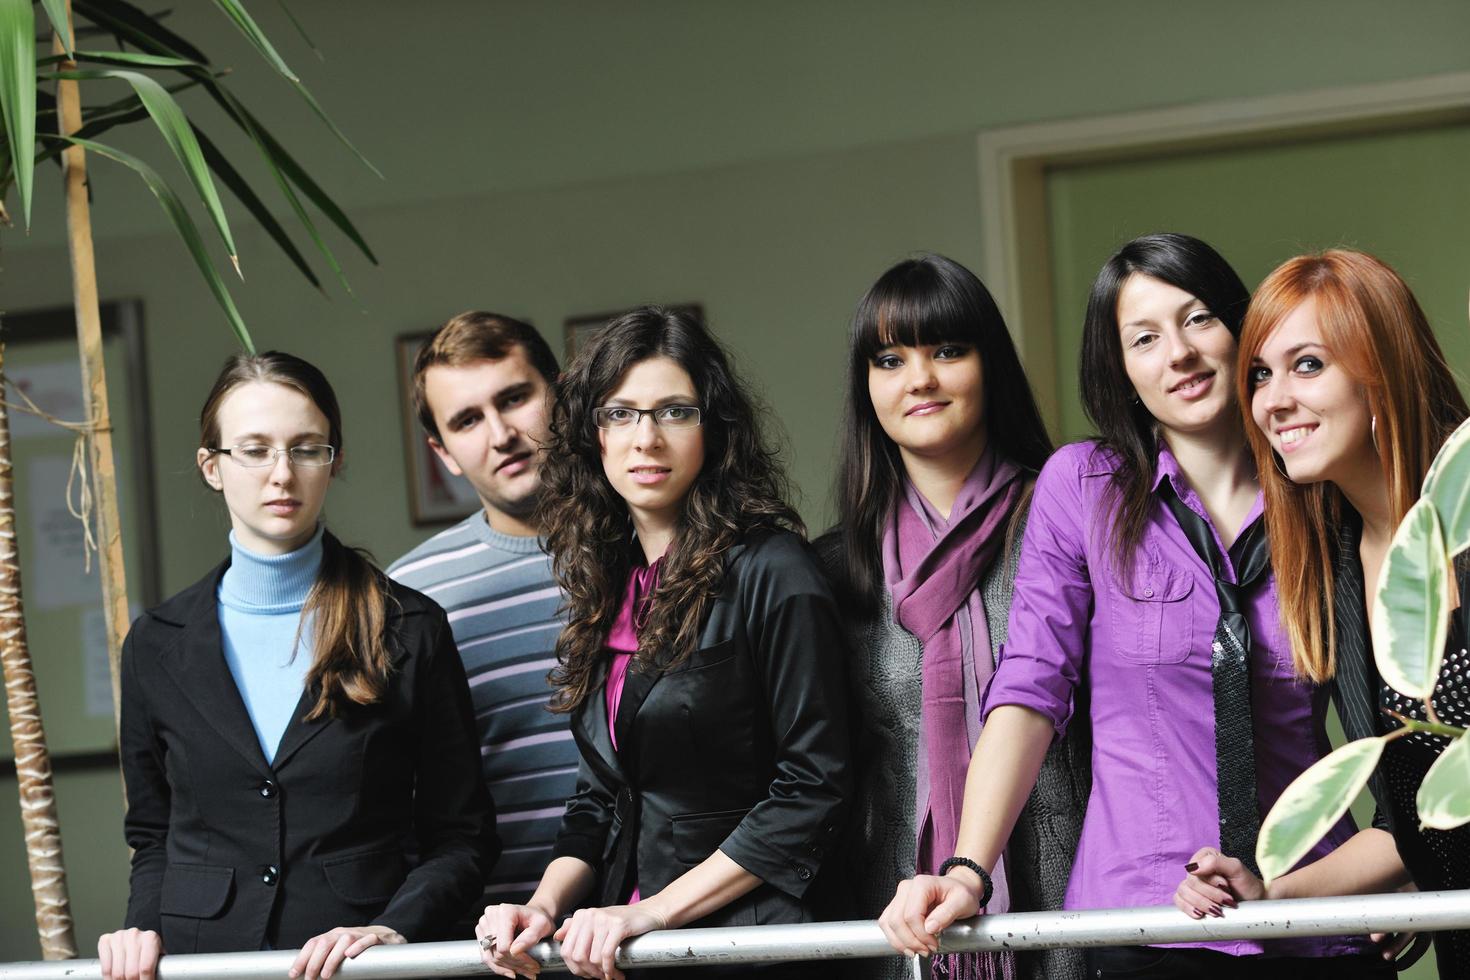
[1184,862,1199,872]
[1223,898,1237,909]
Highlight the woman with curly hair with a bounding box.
[476,307,852,980]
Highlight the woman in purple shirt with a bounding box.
[878,235,1386,978]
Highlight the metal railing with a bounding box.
[4,890,1468,978]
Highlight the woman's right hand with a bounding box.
[476,903,556,978]
[1173,847,1266,918]
[878,872,983,957]
[97,928,164,980]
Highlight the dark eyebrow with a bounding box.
[1122,296,1207,330]
[444,407,480,430]
[604,394,698,408]
[494,382,535,405]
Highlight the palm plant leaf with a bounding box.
[38,0,74,58]
[58,134,254,351]
[205,82,376,271]
[192,121,322,290]
[209,0,298,80]
[50,66,241,274]
[208,0,381,178]
[271,0,321,61]
[72,0,209,62]
[0,0,36,226]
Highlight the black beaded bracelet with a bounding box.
[937,856,993,909]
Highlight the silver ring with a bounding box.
[479,936,496,952]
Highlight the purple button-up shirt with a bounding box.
[985,441,1367,957]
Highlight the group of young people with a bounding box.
[92,234,1469,980]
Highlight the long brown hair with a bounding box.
[1238,250,1468,682]
[538,307,802,712]
[199,351,396,720]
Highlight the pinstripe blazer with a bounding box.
[1330,510,1470,829]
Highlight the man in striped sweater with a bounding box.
[388,312,575,910]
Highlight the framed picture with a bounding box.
[394,331,483,526]
[563,304,705,364]
[0,300,158,765]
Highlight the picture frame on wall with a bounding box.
[394,330,483,525]
[563,303,705,364]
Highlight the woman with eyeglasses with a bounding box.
[476,307,852,980]
[818,254,1088,980]
[97,352,493,980]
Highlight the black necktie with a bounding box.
[1162,482,1271,876]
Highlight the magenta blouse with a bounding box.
[604,558,663,904]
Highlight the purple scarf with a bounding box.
[883,448,1021,980]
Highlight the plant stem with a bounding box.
[0,343,79,959]
[1386,711,1466,739]
[55,15,130,738]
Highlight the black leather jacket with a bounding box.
[551,529,853,928]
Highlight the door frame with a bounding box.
[975,70,1470,429]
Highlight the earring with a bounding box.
[1371,415,1380,455]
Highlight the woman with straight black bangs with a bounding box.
[879,235,1388,978]
[818,253,1088,980]
[476,307,851,980]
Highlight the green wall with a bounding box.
[1047,123,1470,441]
[1,0,1467,963]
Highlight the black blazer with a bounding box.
[118,556,496,953]
[550,530,852,929]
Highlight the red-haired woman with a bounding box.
[97,352,493,980]
[1176,250,1470,975]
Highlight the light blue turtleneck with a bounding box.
[217,525,323,763]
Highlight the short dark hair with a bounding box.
[412,311,559,439]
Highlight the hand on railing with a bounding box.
[1173,847,1264,919]
[477,903,557,978]
[288,926,404,980]
[96,928,163,980]
[878,873,982,957]
[553,905,668,980]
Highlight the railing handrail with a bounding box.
[4,890,1467,978]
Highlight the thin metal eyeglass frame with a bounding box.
[592,406,702,430]
[206,444,337,467]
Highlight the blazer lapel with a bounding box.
[613,662,659,766]
[272,610,418,771]
[156,563,273,777]
[579,657,626,782]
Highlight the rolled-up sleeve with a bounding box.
[716,541,853,899]
[983,451,1094,737]
[551,753,617,867]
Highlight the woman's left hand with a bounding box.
[288,925,405,980]
[553,904,668,980]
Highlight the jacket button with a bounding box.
[795,864,812,881]
[260,865,279,886]
[258,780,278,799]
